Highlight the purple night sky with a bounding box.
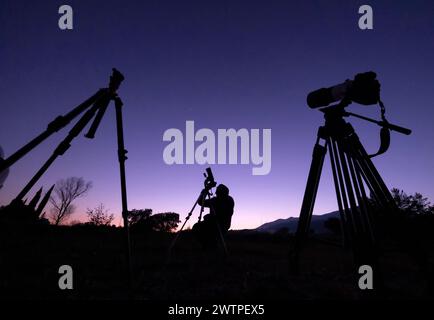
[1,0,433,229]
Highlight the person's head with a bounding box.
[216,184,229,198]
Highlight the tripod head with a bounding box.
[319,100,412,136]
[109,68,125,93]
[85,68,125,139]
[317,96,411,159]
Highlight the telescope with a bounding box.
[307,71,380,108]
[306,71,411,136]
[203,167,217,191]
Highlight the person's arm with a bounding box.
[197,189,211,207]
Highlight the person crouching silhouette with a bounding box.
[192,184,234,250]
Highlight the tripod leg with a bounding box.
[0,90,106,174]
[114,97,133,289]
[347,154,376,243]
[13,96,110,202]
[198,192,207,222]
[328,137,350,248]
[348,133,396,210]
[166,190,212,266]
[337,131,386,293]
[335,139,364,238]
[336,137,382,270]
[292,132,327,273]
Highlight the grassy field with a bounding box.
[0,225,433,300]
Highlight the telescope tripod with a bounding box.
[167,187,228,263]
[292,105,410,276]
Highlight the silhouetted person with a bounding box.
[193,184,234,249]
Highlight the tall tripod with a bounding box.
[0,69,133,287]
[292,102,411,274]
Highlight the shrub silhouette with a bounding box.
[391,188,434,216]
[86,203,114,226]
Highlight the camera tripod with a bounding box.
[0,69,133,287]
[291,101,411,275]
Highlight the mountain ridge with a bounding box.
[254,210,340,234]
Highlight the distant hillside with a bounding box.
[255,211,340,234]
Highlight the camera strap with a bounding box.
[369,100,390,158]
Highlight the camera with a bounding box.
[307,71,380,108]
[203,167,217,190]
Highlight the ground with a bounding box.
[0,225,432,300]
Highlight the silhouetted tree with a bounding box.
[391,188,434,216]
[86,203,114,226]
[49,177,92,225]
[149,212,180,232]
[128,208,152,226]
[128,209,180,232]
